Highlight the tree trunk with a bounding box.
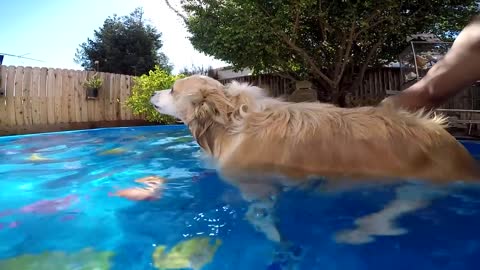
[334,91,347,107]
[311,71,350,107]
[311,79,330,102]
[313,81,347,107]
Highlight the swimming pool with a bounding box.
[0,125,480,270]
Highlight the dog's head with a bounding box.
[150,75,269,127]
[150,75,234,124]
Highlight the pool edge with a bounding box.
[0,124,187,139]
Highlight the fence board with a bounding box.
[72,70,80,122]
[59,69,69,123]
[38,67,48,125]
[119,74,128,120]
[125,76,134,120]
[95,72,106,122]
[0,67,7,127]
[85,72,94,122]
[66,70,76,123]
[113,74,121,120]
[31,67,42,124]
[22,67,33,126]
[54,69,64,123]
[81,72,89,122]
[71,70,79,122]
[124,77,131,120]
[5,67,15,126]
[113,74,120,120]
[105,73,114,121]
[14,66,25,126]
[67,70,75,123]
[375,70,381,96]
[46,68,56,125]
[110,74,116,120]
[76,71,88,122]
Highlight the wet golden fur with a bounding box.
[154,75,479,200]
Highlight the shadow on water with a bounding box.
[112,171,280,270]
[273,180,480,270]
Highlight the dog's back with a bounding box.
[222,101,480,183]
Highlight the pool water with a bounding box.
[1,125,480,270]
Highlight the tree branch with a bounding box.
[164,0,188,25]
[319,19,328,42]
[362,11,382,26]
[354,4,425,40]
[317,0,327,41]
[354,18,389,39]
[293,1,300,41]
[279,34,335,87]
[335,21,356,86]
[349,39,384,93]
[334,32,346,78]
[270,68,298,81]
[272,61,302,81]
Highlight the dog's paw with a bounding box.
[245,201,281,242]
[334,229,376,245]
[354,213,409,236]
[334,219,409,245]
[254,221,281,243]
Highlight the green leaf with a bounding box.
[125,66,185,124]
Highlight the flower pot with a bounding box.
[86,87,99,100]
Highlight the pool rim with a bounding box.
[1,125,480,146]
[0,124,187,140]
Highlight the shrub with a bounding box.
[126,66,185,124]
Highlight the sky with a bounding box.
[0,0,228,74]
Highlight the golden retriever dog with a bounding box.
[150,75,479,242]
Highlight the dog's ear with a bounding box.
[230,103,249,122]
[191,88,233,125]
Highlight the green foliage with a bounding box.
[125,66,185,124]
[178,64,218,78]
[83,74,103,89]
[75,7,173,76]
[178,0,479,104]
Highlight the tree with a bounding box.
[178,64,218,78]
[75,7,172,76]
[168,0,479,106]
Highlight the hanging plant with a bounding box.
[83,73,103,99]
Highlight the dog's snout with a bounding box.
[148,88,176,117]
[149,93,158,109]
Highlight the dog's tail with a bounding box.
[401,107,450,129]
[379,100,450,130]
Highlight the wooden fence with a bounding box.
[353,68,401,99]
[219,68,402,102]
[0,65,143,136]
[219,74,295,97]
